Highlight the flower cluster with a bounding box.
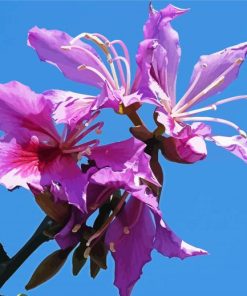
[1,3,247,296]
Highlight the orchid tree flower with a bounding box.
[0,81,103,216]
[34,138,207,296]
[27,25,159,126]
[134,4,247,163]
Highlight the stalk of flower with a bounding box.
[134,4,247,164]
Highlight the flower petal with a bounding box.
[105,198,155,296]
[153,212,208,259]
[134,4,188,104]
[160,136,207,164]
[209,135,247,162]
[0,138,41,190]
[44,89,96,127]
[0,137,87,212]
[180,42,247,109]
[0,81,58,142]
[28,27,112,89]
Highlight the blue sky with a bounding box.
[0,1,247,295]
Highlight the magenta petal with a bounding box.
[55,208,82,249]
[210,135,247,162]
[44,89,96,127]
[105,198,155,296]
[90,167,159,212]
[42,155,88,212]
[142,4,188,103]
[153,213,208,259]
[28,27,110,89]
[174,136,207,163]
[0,81,58,142]
[181,42,247,108]
[0,138,41,190]
[90,137,159,186]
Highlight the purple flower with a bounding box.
[105,197,207,296]
[27,25,159,123]
[0,81,103,213]
[49,138,207,296]
[135,4,247,163]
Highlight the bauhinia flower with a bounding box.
[134,4,247,163]
[44,138,207,296]
[0,81,103,214]
[27,25,159,125]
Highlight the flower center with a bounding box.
[59,111,103,158]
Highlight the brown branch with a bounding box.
[0,216,54,288]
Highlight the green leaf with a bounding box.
[90,259,100,279]
[25,249,71,290]
[72,242,87,276]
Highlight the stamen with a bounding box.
[173,95,247,118]
[176,58,244,113]
[172,70,202,112]
[72,224,81,233]
[172,104,217,118]
[180,116,246,136]
[109,242,116,253]
[69,122,103,147]
[61,45,115,88]
[94,33,130,89]
[112,56,131,95]
[62,140,99,154]
[84,246,91,258]
[89,188,115,211]
[70,33,119,89]
[177,76,225,113]
[77,64,109,86]
[214,95,247,106]
[110,40,130,65]
[64,111,100,145]
[123,227,130,235]
[86,191,129,247]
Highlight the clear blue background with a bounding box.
[0,1,247,295]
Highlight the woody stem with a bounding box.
[0,216,53,288]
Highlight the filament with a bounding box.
[70,33,119,89]
[61,45,115,88]
[86,191,129,247]
[112,56,131,94]
[180,116,246,136]
[175,58,244,113]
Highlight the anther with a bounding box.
[84,147,91,156]
[72,224,82,233]
[84,247,91,258]
[109,242,116,252]
[95,128,102,134]
[236,57,244,65]
[123,227,130,235]
[77,64,87,70]
[107,58,113,64]
[61,45,71,50]
[211,104,217,111]
[239,129,247,138]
